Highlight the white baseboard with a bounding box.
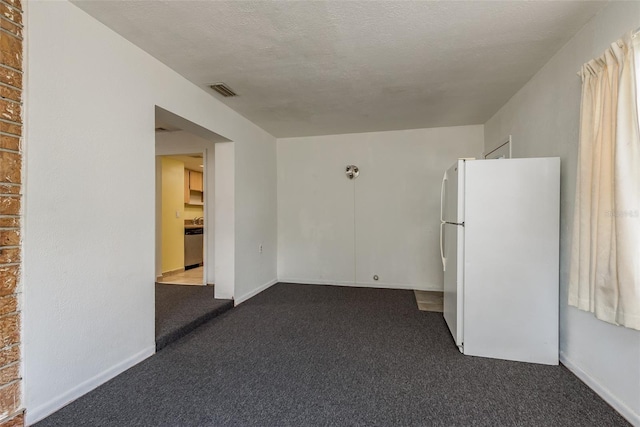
[277,278,355,287]
[26,345,155,425]
[277,277,442,292]
[234,278,277,306]
[560,351,639,426]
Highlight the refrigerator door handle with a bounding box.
[440,172,447,223]
[440,222,446,271]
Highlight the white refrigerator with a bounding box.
[440,157,560,365]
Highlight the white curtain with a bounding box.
[569,32,640,330]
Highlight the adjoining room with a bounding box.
[13,1,640,426]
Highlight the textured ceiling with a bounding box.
[73,1,607,138]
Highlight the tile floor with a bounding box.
[414,290,444,312]
[157,266,205,286]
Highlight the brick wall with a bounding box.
[0,0,23,425]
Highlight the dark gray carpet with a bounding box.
[155,283,233,351]
[38,283,628,426]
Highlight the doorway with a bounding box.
[156,152,206,286]
[153,105,235,298]
[153,107,235,349]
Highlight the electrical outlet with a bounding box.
[259,244,263,253]
[175,210,181,218]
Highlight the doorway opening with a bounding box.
[154,106,235,350]
[156,152,206,286]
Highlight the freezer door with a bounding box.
[462,157,560,365]
[443,222,464,349]
[442,160,464,224]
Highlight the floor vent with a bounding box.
[209,83,237,97]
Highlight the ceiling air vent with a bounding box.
[210,83,237,97]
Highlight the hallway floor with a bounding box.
[157,266,204,286]
[37,284,629,426]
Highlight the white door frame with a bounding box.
[154,107,234,299]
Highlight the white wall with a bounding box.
[277,126,484,290]
[484,2,640,423]
[24,1,277,423]
[233,126,278,304]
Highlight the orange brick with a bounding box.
[0,11,19,412]
[0,382,19,420]
[0,19,21,39]
[0,248,18,265]
[0,314,18,347]
[0,217,18,228]
[0,85,19,103]
[0,100,19,124]
[0,230,18,247]
[0,4,20,26]
[0,363,17,388]
[0,411,23,427]
[0,136,18,152]
[0,66,21,90]
[0,346,17,367]
[0,1,21,12]
[0,152,20,184]
[0,295,16,317]
[0,266,17,297]
[0,122,19,137]
[3,0,21,10]
[0,185,19,195]
[0,34,20,71]
[0,197,18,216]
